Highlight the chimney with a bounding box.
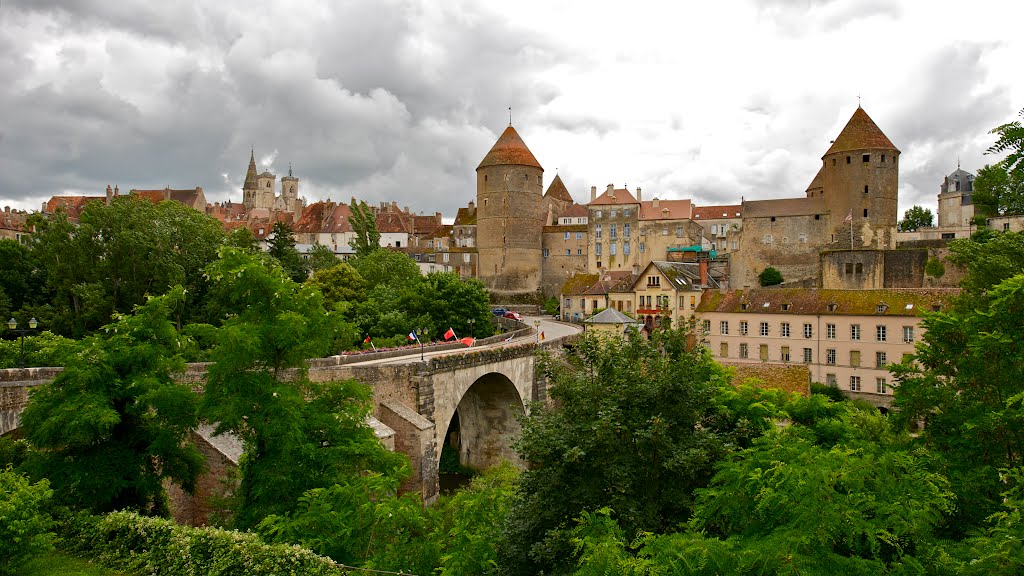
[106,185,113,205]
[652,197,660,208]
[698,260,709,287]
[42,202,47,212]
[164,187,171,201]
[591,186,597,202]
[606,183,614,193]
[636,187,642,202]
[114,185,120,196]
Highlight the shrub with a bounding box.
[810,382,846,402]
[758,266,784,286]
[0,467,55,575]
[64,511,342,576]
[925,257,946,278]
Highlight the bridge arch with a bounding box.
[442,371,526,471]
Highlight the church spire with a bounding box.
[244,148,259,189]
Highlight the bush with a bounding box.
[0,331,78,369]
[810,382,846,402]
[63,511,342,576]
[925,257,946,278]
[0,467,55,575]
[758,266,783,286]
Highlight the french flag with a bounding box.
[407,331,417,342]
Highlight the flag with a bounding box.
[443,327,456,340]
[503,334,514,343]
[407,331,417,342]
[460,337,475,347]
[540,331,545,341]
[363,335,371,343]
[843,210,853,223]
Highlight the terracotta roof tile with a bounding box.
[639,199,692,220]
[543,174,574,202]
[589,188,638,206]
[742,197,826,218]
[558,203,588,218]
[476,125,543,170]
[561,273,600,296]
[697,288,960,316]
[692,205,742,219]
[454,206,477,226]
[824,107,899,156]
[376,210,411,234]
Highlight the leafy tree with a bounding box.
[0,330,78,369]
[307,263,367,308]
[966,466,1024,575]
[225,226,259,252]
[19,287,203,514]
[497,330,764,575]
[924,257,946,278]
[987,107,1024,175]
[0,239,41,313]
[354,248,420,291]
[0,468,54,575]
[758,266,783,286]
[348,199,381,259]
[266,220,309,282]
[946,231,1024,299]
[973,164,1024,217]
[898,205,934,231]
[544,296,560,316]
[892,274,1024,533]
[199,248,406,529]
[306,243,341,273]
[399,272,495,339]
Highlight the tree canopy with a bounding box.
[898,205,934,231]
[266,220,309,282]
[758,266,783,286]
[348,200,381,259]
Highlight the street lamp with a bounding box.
[418,327,430,362]
[467,317,475,337]
[6,317,38,369]
[534,320,541,344]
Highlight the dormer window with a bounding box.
[740,303,749,311]
[827,303,838,312]
[781,303,791,311]
[876,303,888,314]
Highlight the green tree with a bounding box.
[399,272,494,339]
[988,107,1024,175]
[348,200,381,259]
[306,243,341,273]
[497,331,762,575]
[225,226,259,252]
[0,239,41,313]
[307,263,367,308]
[266,221,309,282]
[898,205,935,231]
[973,164,1024,217]
[354,248,420,290]
[758,266,783,286]
[0,468,54,575]
[967,467,1024,575]
[892,274,1024,533]
[200,248,406,529]
[19,287,203,514]
[946,231,1024,299]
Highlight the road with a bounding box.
[344,315,581,367]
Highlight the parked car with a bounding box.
[492,308,507,316]
[503,311,523,321]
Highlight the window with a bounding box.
[781,346,791,362]
[610,210,617,219]
[662,228,668,236]
[826,323,836,339]
[759,322,769,336]
[676,225,684,237]
[862,154,870,163]
[851,324,861,341]
[690,295,696,309]
[826,373,837,387]
[564,298,571,308]
[702,319,711,332]
[647,275,661,287]
[850,350,861,367]
[864,185,869,194]
[639,242,646,253]
[740,321,749,335]
[876,351,887,368]
[739,343,748,359]
[464,253,470,263]
[565,249,571,256]
[596,210,603,219]
[564,231,570,240]
[610,243,617,256]
[881,154,886,163]
[781,303,791,311]
[576,232,583,239]
[903,326,914,343]
[803,323,813,338]
[826,349,836,365]
[610,224,617,239]
[876,378,888,394]
[624,223,631,237]
[828,303,838,312]
[543,248,550,258]
[580,298,585,308]
[759,344,768,361]
[595,243,602,256]
[720,342,728,357]
[624,209,631,218]
[595,224,602,239]
[850,376,861,391]
[876,303,888,314]
[876,325,887,342]
[803,348,812,363]
[846,155,851,164]
[1004,222,1011,231]
[864,208,869,218]
[577,249,582,255]
[720,321,729,335]
[781,322,791,337]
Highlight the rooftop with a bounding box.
[692,205,743,220]
[585,308,640,325]
[824,107,899,156]
[590,187,638,206]
[697,287,961,317]
[477,125,543,171]
[742,197,826,218]
[543,174,574,203]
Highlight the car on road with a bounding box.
[492,308,507,317]
[503,311,523,321]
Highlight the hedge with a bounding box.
[62,511,347,576]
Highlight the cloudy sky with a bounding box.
[1,0,1021,219]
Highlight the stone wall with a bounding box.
[820,248,961,289]
[820,148,899,249]
[542,229,588,296]
[732,215,831,288]
[476,164,545,295]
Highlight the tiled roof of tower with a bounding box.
[692,205,742,219]
[477,125,543,170]
[806,166,824,191]
[590,188,638,206]
[824,107,899,156]
[543,174,574,202]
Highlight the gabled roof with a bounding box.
[639,199,692,220]
[824,107,899,156]
[633,261,703,291]
[692,205,742,219]
[44,195,106,219]
[558,203,588,218]
[589,188,638,206]
[376,210,411,234]
[129,188,204,207]
[561,273,600,296]
[544,174,574,202]
[454,205,477,226]
[742,197,826,218]
[477,125,543,170]
[585,308,640,325]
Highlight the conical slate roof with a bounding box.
[543,174,573,202]
[244,150,259,189]
[477,126,543,171]
[824,107,899,156]
[806,166,824,192]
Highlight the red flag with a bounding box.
[363,335,371,343]
[460,337,475,347]
[443,327,456,340]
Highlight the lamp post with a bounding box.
[418,327,429,362]
[6,317,38,369]
[467,317,475,337]
[534,320,541,344]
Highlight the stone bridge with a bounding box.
[1,324,577,505]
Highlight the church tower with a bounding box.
[280,163,300,212]
[476,125,545,296]
[242,149,259,212]
[820,107,900,249]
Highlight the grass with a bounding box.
[20,552,133,576]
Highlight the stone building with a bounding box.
[631,260,708,332]
[475,125,547,297]
[697,288,959,407]
[541,203,589,295]
[0,206,30,242]
[241,150,303,214]
[587,185,640,273]
[937,166,975,228]
[691,204,743,255]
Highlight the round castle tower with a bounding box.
[476,125,545,295]
[820,106,900,249]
